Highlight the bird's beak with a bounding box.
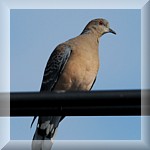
[109,28,116,35]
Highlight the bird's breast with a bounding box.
[54,44,100,91]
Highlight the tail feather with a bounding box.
[32,116,62,150]
[30,116,37,128]
[32,128,54,150]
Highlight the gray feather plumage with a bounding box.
[32,44,72,150]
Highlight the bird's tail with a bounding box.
[32,116,62,150]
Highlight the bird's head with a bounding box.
[82,18,116,37]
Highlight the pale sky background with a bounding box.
[10,9,141,141]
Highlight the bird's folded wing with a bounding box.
[40,44,72,91]
[30,44,71,128]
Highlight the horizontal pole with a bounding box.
[9,90,141,116]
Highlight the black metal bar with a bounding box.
[9,90,141,116]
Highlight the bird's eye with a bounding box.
[99,21,104,25]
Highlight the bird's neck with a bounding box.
[81,29,100,46]
[81,28,100,42]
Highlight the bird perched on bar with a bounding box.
[32,18,116,150]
